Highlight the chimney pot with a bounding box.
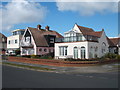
[37,24,41,30]
[45,25,50,31]
[102,28,104,31]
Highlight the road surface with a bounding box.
[2,65,118,88]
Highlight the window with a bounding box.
[44,49,47,52]
[21,31,24,35]
[59,46,67,56]
[90,46,93,58]
[13,31,17,35]
[39,48,42,52]
[2,38,5,42]
[81,47,86,59]
[25,37,30,43]
[64,32,84,42]
[50,38,54,43]
[102,42,106,53]
[22,49,27,54]
[95,46,98,52]
[74,47,78,59]
[15,39,17,44]
[8,40,10,44]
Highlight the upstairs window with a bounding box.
[15,39,17,44]
[102,42,106,53]
[8,40,10,44]
[50,38,54,43]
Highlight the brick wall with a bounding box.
[8,56,119,67]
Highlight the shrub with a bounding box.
[103,53,117,59]
[116,55,120,60]
[64,58,75,61]
[15,49,21,55]
[30,55,40,59]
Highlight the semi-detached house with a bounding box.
[20,25,63,55]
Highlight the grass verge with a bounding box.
[2,62,56,71]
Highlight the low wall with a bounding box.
[7,56,119,67]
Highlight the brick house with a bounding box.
[20,25,63,55]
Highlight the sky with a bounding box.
[0,0,119,37]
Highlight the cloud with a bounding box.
[56,0,118,16]
[0,0,47,31]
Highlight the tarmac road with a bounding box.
[2,65,118,88]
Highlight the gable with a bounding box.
[24,30,31,37]
[27,27,63,47]
[72,24,82,33]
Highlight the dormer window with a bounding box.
[50,37,54,43]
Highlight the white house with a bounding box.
[7,29,25,55]
[55,24,117,59]
[20,25,63,56]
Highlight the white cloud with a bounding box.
[56,0,118,16]
[0,0,47,31]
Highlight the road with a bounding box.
[2,65,118,88]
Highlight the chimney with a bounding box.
[45,25,50,31]
[102,28,104,31]
[37,24,41,30]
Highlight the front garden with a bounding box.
[5,53,120,67]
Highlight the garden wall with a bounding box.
[8,56,119,67]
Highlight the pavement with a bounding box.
[2,60,119,74]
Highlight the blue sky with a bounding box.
[1,1,119,37]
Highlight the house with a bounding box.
[55,23,112,59]
[108,37,120,55]
[7,29,25,55]
[20,25,63,55]
[0,33,7,55]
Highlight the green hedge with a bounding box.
[101,53,120,60]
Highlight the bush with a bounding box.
[103,53,117,59]
[64,58,75,61]
[15,49,21,55]
[116,55,120,60]
[30,55,40,59]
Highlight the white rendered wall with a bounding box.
[20,29,37,55]
[55,41,89,59]
[98,31,109,57]
[88,42,99,58]
[7,35,23,50]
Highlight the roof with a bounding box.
[108,37,120,46]
[76,24,103,37]
[11,29,25,32]
[0,33,7,43]
[28,27,63,47]
[106,37,115,46]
